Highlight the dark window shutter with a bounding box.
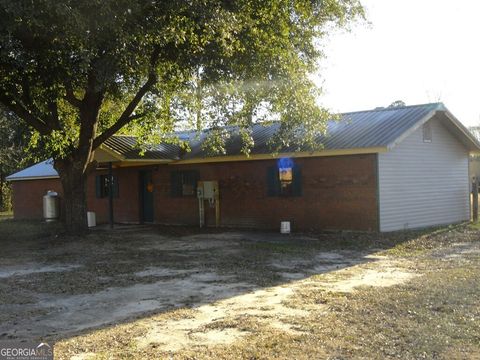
[95,175,102,198]
[170,171,182,197]
[191,170,200,194]
[292,165,302,196]
[267,166,280,196]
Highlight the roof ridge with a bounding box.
[110,103,445,140]
[341,102,444,116]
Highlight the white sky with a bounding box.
[317,0,480,127]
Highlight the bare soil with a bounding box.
[0,220,478,359]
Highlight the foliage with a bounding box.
[0,182,12,211]
[0,0,364,230]
[388,100,407,108]
[0,0,364,160]
[0,108,30,211]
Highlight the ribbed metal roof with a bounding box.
[103,135,181,160]
[182,102,444,159]
[6,159,58,181]
[103,103,447,161]
[10,102,477,181]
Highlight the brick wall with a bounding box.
[11,154,379,231]
[11,178,63,220]
[87,167,141,224]
[11,167,141,224]
[152,154,378,231]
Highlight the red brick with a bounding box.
[11,154,379,231]
[11,179,63,220]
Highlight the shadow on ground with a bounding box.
[0,221,455,343]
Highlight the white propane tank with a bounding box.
[280,221,291,234]
[43,190,59,222]
[87,211,96,227]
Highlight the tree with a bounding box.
[388,100,406,108]
[0,0,363,232]
[0,108,30,211]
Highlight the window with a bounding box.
[267,159,302,197]
[171,170,199,197]
[423,123,432,143]
[95,174,119,198]
[279,166,293,196]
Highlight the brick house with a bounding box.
[7,103,480,232]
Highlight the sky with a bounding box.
[317,0,480,127]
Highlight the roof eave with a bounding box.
[6,175,60,182]
[440,110,480,153]
[171,146,388,165]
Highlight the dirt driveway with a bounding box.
[0,225,414,340]
[0,222,478,359]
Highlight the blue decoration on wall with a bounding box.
[277,157,294,169]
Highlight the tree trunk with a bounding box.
[0,169,4,211]
[54,155,94,234]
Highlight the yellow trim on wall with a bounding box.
[98,144,387,168]
[115,160,171,167]
[169,147,388,165]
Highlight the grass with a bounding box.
[0,218,63,242]
[168,234,480,360]
[53,225,480,359]
[0,210,13,220]
[1,219,478,359]
[470,221,480,230]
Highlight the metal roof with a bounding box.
[182,102,448,159]
[100,103,452,162]
[6,159,58,181]
[8,102,479,181]
[104,135,181,160]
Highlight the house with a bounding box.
[7,103,480,232]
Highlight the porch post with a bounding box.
[108,161,114,229]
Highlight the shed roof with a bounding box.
[6,159,58,181]
[8,102,480,181]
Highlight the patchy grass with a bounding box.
[52,226,480,359]
[470,221,480,230]
[1,220,479,359]
[0,210,13,220]
[0,219,63,241]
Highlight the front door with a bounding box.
[139,170,154,223]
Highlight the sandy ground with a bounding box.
[0,227,428,353]
[132,254,419,353]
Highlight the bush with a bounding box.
[0,181,12,212]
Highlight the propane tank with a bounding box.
[43,190,59,222]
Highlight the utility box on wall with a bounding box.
[202,181,218,201]
[197,181,220,227]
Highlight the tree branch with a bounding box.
[128,112,148,121]
[92,46,161,150]
[92,75,156,150]
[64,83,82,108]
[47,100,61,130]
[0,92,50,135]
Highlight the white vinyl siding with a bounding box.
[378,118,470,232]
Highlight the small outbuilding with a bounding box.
[7,103,480,232]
